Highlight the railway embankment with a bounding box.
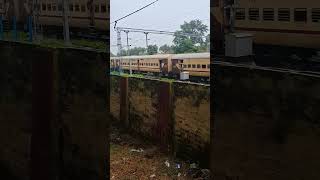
[212,62,320,180]
[0,41,109,180]
[110,75,210,167]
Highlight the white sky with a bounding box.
[110,0,210,55]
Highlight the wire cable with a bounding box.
[110,0,159,27]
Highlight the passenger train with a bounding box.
[212,0,320,66]
[110,53,210,81]
[0,0,109,35]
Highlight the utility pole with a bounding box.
[62,0,71,45]
[116,27,122,74]
[124,30,132,75]
[144,32,149,54]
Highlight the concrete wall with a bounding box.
[0,41,109,180]
[212,62,320,180]
[173,82,210,166]
[110,75,210,165]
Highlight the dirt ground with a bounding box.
[110,125,210,180]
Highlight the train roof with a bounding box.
[111,54,171,59]
[110,52,210,60]
[171,52,210,59]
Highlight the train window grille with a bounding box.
[101,5,107,13]
[235,8,245,20]
[202,65,206,69]
[81,5,86,12]
[294,8,307,22]
[197,64,201,68]
[263,8,274,21]
[42,4,46,11]
[312,8,320,22]
[47,4,52,11]
[249,8,260,21]
[69,4,74,11]
[95,5,99,13]
[75,4,80,12]
[278,8,290,21]
[52,4,57,11]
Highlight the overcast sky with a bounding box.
[110,0,210,54]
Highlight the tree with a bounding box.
[172,20,208,53]
[147,45,158,55]
[129,47,146,55]
[159,44,173,54]
[173,39,198,54]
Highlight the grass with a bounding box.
[110,71,176,83]
[1,31,107,51]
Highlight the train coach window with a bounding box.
[42,4,46,11]
[58,4,62,11]
[95,5,99,13]
[249,8,260,21]
[202,65,206,69]
[69,4,74,11]
[294,8,307,22]
[312,8,320,22]
[183,64,187,68]
[75,4,80,12]
[278,8,290,21]
[47,4,51,11]
[197,64,201,68]
[207,64,210,69]
[188,64,191,68]
[101,4,107,13]
[263,8,274,21]
[0,3,3,10]
[81,5,86,12]
[52,4,57,11]
[235,8,245,20]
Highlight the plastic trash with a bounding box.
[190,163,197,169]
[176,163,181,169]
[165,160,170,167]
[130,148,144,153]
[150,174,156,178]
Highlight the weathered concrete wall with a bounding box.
[212,62,320,180]
[110,76,120,122]
[111,76,210,164]
[57,48,109,180]
[173,82,210,166]
[0,42,33,180]
[128,78,161,139]
[0,41,109,180]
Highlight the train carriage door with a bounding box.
[171,59,183,74]
[159,59,168,75]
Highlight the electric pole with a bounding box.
[144,32,149,54]
[124,30,132,75]
[62,0,71,45]
[116,27,122,74]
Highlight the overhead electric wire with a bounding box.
[110,0,159,27]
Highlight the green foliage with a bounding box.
[172,19,209,54]
[118,47,147,56]
[159,44,174,54]
[147,45,158,55]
